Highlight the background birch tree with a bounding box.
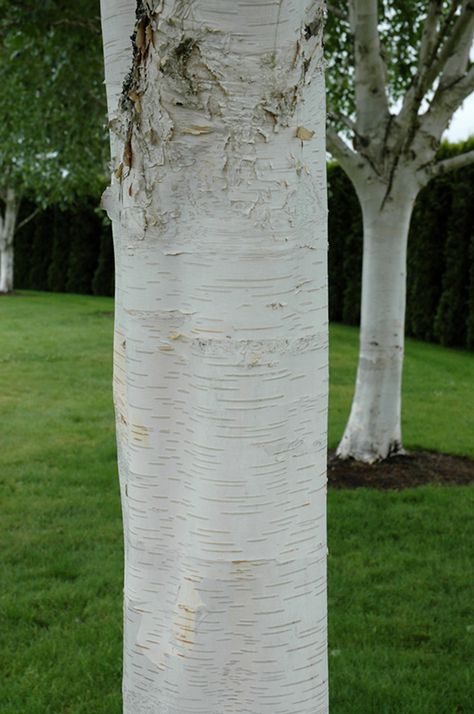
[0,1,107,293]
[325,0,474,462]
[101,0,329,712]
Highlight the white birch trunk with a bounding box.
[328,1,474,464]
[0,243,14,294]
[101,1,329,712]
[0,188,19,294]
[337,185,417,463]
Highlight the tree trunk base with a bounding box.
[336,438,405,464]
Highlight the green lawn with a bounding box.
[1,291,473,713]
[329,324,474,459]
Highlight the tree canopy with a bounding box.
[0,0,107,206]
[326,1,469,110]
[325,0,474,181]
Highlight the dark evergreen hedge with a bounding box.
[15,201,114,298]
[13,143,474,348]
[327,168,363,326]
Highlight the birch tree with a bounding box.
[0,189,20,293]
[0,1,106,293]
[326,0,474,462]
[100,1,329,711]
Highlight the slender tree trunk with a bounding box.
[0,188,19,294]
[101,1,329,712]
[0,243,14,293]
[337,187,417,463]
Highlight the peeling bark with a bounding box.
[100,1,329,712]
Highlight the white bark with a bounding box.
[350,0,389,135]
[422,63,474,141]
[101,1,329,712]
[421,148,474,180]
[337,181,417,463]
[329,2,474,462]
[0,188,19,294]
[326,126,366,186]
[0,243,14,294]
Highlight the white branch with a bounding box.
[398,0,468,137]
[423,63,474,137]
[429,0,474,87]
[327,127,357,164]
[351,0,389,135]
[424,149,474,178]
[418,0,444,71]
[16,205,41,232]
[326,126,369,188]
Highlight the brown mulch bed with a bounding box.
[328,449,474,490]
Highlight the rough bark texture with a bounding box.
[0,188,19,293]
[101,1,329,712]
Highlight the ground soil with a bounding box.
[328,450,474,490]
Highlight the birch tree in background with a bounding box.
[101,0,328,711]
[326,0,474,462]
[0,1,106,293]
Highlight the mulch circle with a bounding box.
[328,449,474,490]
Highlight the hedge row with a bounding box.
[328,159,474,350]
[15,201,114,298]
[14,155,474,348]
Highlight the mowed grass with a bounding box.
[329,325,474,458]
[0,293,121,714]
[0,291,473,714]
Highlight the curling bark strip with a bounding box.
[100,1,328,712]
